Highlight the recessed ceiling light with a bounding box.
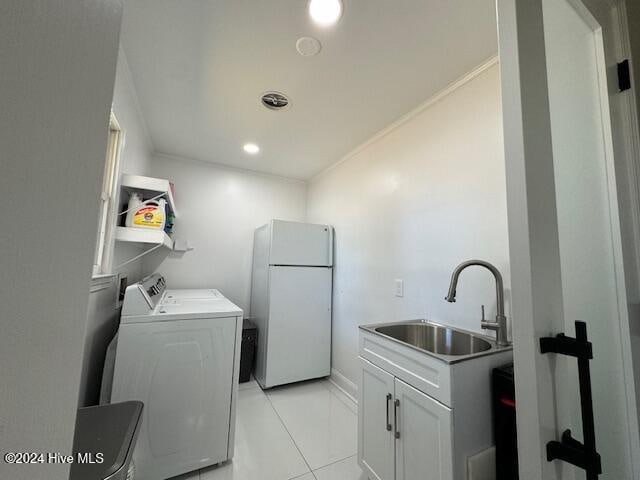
[243,143,260,154]
[308,0,342,26]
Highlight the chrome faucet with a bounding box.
[445,260,509,346]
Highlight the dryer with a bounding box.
[110,274,243,480]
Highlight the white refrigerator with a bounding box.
[250,220,333,389]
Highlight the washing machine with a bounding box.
[109,274,243,480]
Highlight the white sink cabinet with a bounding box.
[358,324,513,480]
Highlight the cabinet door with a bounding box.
[394,378,453,480]
[358,358,395,480]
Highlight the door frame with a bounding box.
[497,0,640,477]
[612,1,640,289]
[603,1,640,477]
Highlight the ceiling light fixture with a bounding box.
[243,143,260,155]
[308,0,343,26]
[261,92,290,111]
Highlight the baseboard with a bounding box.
[329,368,358,404]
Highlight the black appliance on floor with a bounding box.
[493,363,518,480]
[240,319,258,383]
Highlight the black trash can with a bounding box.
[240,319,258,383]
[492,363,518,480]
[70,401,143,480]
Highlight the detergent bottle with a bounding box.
[125,194,167,230]
[124,193,142,227]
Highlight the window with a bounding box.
[93,112,122,276]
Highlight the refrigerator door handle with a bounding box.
[327,226,334,266]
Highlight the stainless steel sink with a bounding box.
[360,320,512,363]
[374,323,492,356]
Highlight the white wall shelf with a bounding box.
[115,226,173,249]
[115,174,189,269]
[120,173,178,218]
[114,226,174,269]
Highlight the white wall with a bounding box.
[110,48,155,282]
[0,1,123,479]
[143,154,307,313]
[78,48,156,408]
[307,62,509,388]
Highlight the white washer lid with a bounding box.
[121,297,243,324]
[162,288,222,301]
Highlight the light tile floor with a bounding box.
[169,378,367,480]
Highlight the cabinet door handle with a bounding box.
[385,394,392,431]
[394,399,400,439]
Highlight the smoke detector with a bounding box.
[261,91,290,111]
[296,37,322,57]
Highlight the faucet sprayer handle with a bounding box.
[481,305,485,321]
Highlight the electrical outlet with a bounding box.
[395,279,404,297]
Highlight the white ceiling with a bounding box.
[120,0,498,180]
